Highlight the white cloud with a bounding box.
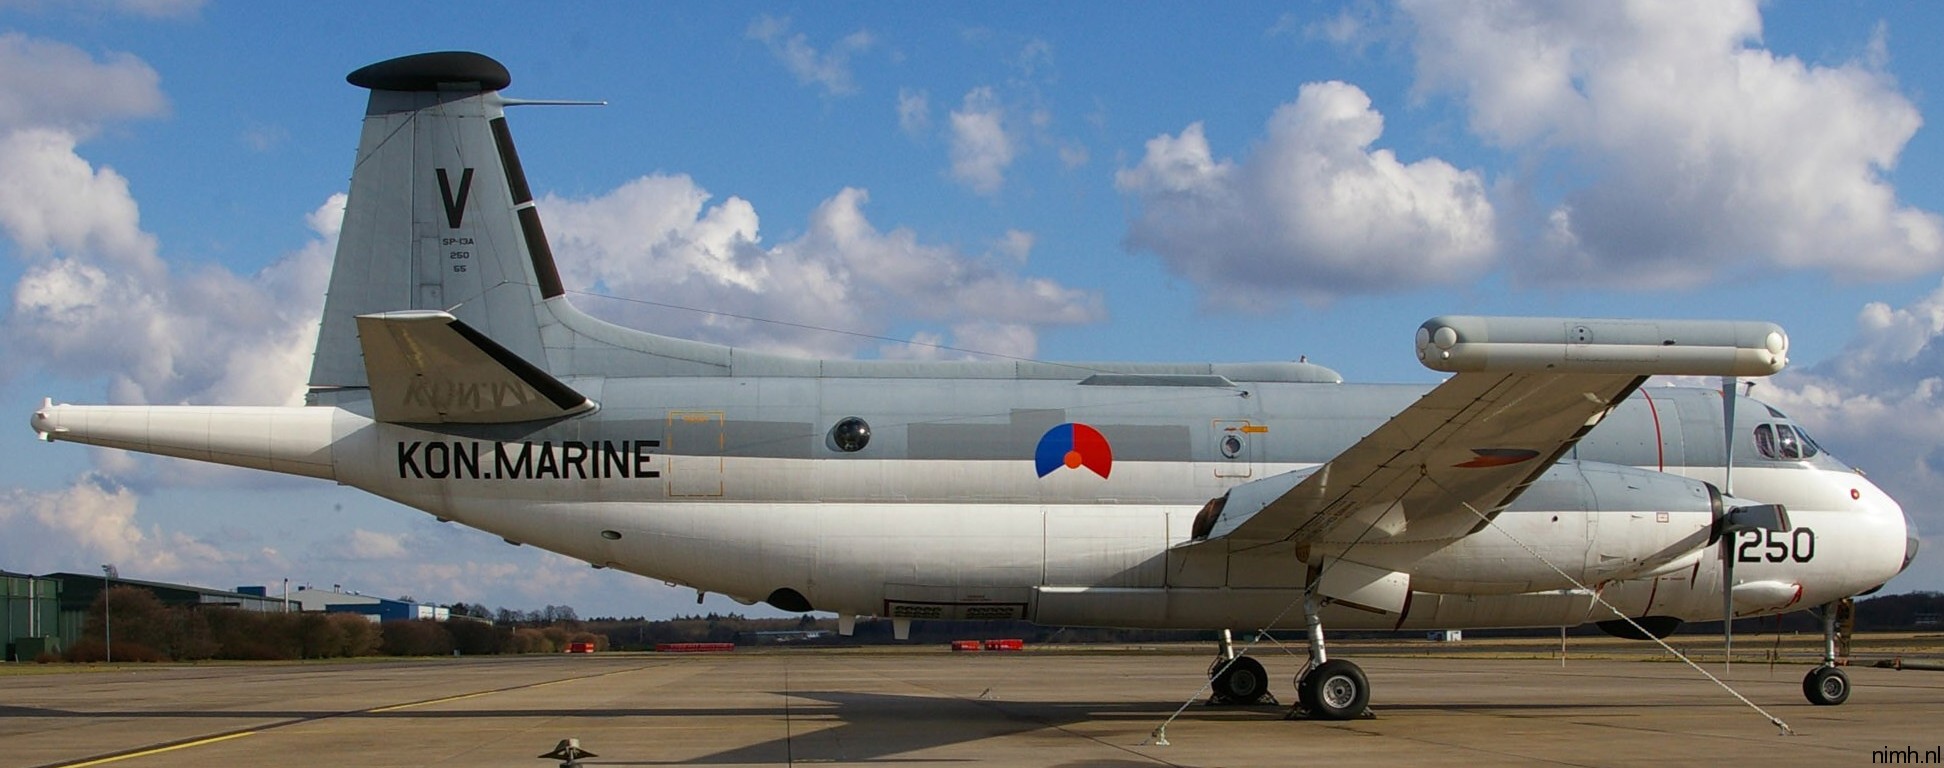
[0,33,166,133]
[1014,39,1053,79]
[240,122,287,153]
[6,191,338,407]
[1761,280,1944,444]
[325,528,411,561]
[949,321,1038,361]
[0,474,276,581]
[1057,143,1089,169]
[0,130,157,262]
[746,15,875,97]
[896,87,930,138]
[1402,0,1943,286]
[1116,81,1496,309]
[107,0,204,17]
[1311,12,1363,45]
[993,230,1034,263]
[542,178,1101,360]
[948,86,1015,195]
[0,0,205,18]
[877,330,949,361]
[0,38,330,412]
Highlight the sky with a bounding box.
[0,1,1940,619]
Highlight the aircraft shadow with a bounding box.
[5,690,1676,766]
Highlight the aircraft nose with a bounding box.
[1898,504,1919,576]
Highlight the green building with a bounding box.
[2,570,61,661]
[42,572,291,655]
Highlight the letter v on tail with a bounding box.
[436,167,475,228]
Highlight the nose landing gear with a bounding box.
[1803,598,1853,706]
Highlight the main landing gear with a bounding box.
[1207,629,1274,705]
[1206,595,1372,719]
[1292,593,1370,720]
[1803,599,1852,706]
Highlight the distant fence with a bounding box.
[655,642,735,653]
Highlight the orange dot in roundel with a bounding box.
[1064,450,1083,469]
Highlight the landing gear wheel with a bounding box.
[1297,659,1369,720]
[1208,656,1271,704]
[1803,666,1849,706]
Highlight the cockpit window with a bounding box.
[1776,425,1803,459]
[1754,423,1819,460]
[1794,425,1823,458]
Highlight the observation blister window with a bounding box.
[831,417,871,453]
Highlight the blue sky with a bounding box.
[0,1,1940,618]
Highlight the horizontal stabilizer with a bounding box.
[357,310,595,424]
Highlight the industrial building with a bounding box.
[287,585,451,622]
[2,570,60,661]
[6,571,291,660]
[44,572,293,657]
[4,571,458,661]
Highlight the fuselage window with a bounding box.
[1220,434,1244,459]
[1753,423,1818,461]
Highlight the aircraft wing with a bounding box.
[1196,316,1791,551]
[356,310,596,424]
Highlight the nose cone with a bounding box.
[1842,480,1917,596]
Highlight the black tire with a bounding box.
[1803,666,1849,706]
[1211,656,1269,702]
[1299,659,1369,720]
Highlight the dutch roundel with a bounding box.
[1034,423,1113,479]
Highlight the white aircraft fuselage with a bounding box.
[30,51,1915,651]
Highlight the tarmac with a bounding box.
[3,646,1942,767]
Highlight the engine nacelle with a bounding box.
[1407,461,1718,594]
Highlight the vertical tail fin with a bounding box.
[308,51,564,391]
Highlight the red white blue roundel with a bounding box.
[1035,423,1113,478]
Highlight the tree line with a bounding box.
[52,587,605,662]
[47,586,1944,662]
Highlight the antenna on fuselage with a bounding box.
[1721,376,1737,497]
[1720,375,1738,675]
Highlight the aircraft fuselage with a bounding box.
[308,373,1908,633]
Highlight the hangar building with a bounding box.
[287,585,451,622]
[2,570,60,661]
[41,572,292,653]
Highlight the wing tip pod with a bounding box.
[1418,315,1788,377]
[31,397,62,441]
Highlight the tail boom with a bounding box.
[31,402,338,480]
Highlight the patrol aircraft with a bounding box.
[30,52,1917,719]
